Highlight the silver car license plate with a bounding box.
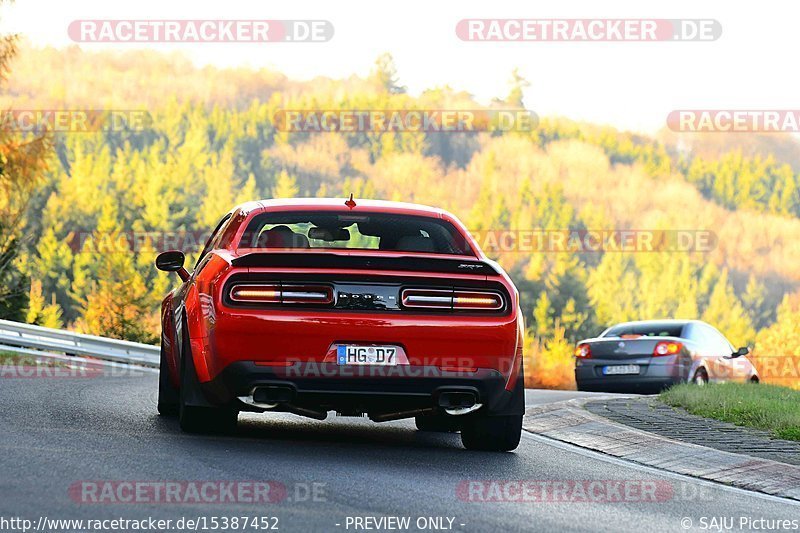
[602,364,640,375]
[336,345,397,366]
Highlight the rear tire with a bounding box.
[461,415,522,451]
[178,327,238,434]
[157,336,179,416]
[692,369,709,386]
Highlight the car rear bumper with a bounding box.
[199,361,524,417]
[575,376,682,393]
[203,307,521,382]
[575,358,686,393]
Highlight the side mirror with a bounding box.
[732,346,750,358]
[155,250,190,282]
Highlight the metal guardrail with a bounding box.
[0,319,159,368]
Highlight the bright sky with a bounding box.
[1,0,797,133]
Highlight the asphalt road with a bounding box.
[1,369,797,533]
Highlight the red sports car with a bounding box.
[155,197,525,451]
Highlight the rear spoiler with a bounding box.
[230,252,500,275]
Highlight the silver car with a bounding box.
[574,319,759,393]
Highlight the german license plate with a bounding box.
[337,345,397,366]
[602,365,640,375]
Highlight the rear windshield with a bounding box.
[238,211,473,255]
[603,323,685,338]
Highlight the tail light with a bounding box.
[229,284,333,305]
[574,343,591,358]
[453,291,503,310]
[400,288,504,311]
[653,341,682,356]
[401,289,453,309]
[230,284,281,303]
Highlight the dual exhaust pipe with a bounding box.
[238,385,327,420]
[238,386,482,420]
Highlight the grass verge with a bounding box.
[0,350,70,367]
[0,350,32,362]
[660,382,800,441]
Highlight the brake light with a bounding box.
[653,341,682,356]
[400,288,504,311]
[229,284,333,305]
[574,343,591,358]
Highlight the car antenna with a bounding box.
[344,193,356,209]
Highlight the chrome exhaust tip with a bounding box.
[238,385,295,410]
[444,403,483,416]
[437,390,480,415]
[237,393,279,410]
[238,387,327,420]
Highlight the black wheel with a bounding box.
[692,369,709,386]
[461,415,522,451]
[157,335,179,416]
[459,363,525,451]
[415,414,462,432]
[178,326,238,434]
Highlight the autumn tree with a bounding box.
[370,53,405,94]
[272,169,299,198]
[26,278,63,329]
[752,293,800,388]
[505,68,530,108]
[73,201,155,342]
[0,19,52,319]
[701,270,756,348]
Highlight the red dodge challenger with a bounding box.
[155,197,525,451]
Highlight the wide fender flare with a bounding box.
[182,284,214,383]
[505,308,525,391]
[160,293,180,388]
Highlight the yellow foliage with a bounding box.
[752,294,800,389]
[524,325,576,390]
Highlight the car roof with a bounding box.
[611,319,694,327]
[603,319,699,334]
[246,197,448,217]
